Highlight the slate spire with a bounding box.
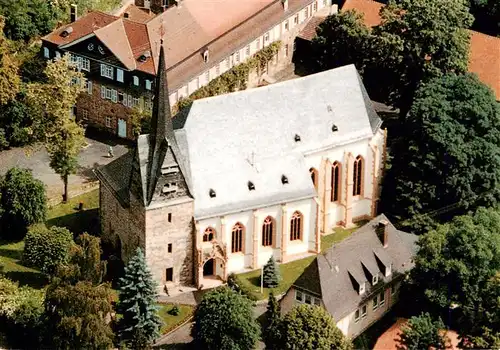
[146,41,174,204]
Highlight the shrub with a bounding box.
[192,287,260,350]
[0,167,46,239]
[0,277,44,348]
[263,256,281,288]
[227,273,259,301]
[169,304,180,316]
[280,304,352,350]
[23,224,73,274]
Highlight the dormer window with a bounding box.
[209,189,216,198]
[202,49,209,63]
[281,174,288,184]
[385,263,392,277]
[359,282,365,295]
[248,181,255,191]
[162,182,178,194]
[294,134,301,142]
[61,26,73,38]
[332,124,338,132]
[372,275,378,285]
[138,51,151,63]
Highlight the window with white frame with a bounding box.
[70,54,79,66]
[80,57,90,71]
[100,86,117,102]
[132,97,140,108]
[245,45,250,56]
[372,274,378,285]
[55,51,61,59]
[304,294,312,304]
[361,305,367,318]
[284,20,289,31]
[354,309,360,323]
[294,14,299,24]
[295,289,321,305]
[255,38,260,50]
[372,295,379,310]
[43,47,50,58]
[116,69,124,83]
[379,291,385,307]
[225,58,230,69]
[295,290,303,302]
[85,80,92,94]
[264,32,270,43]
[133,76,139,86]
[145,80,152,90]
[105,116,112,127]
[80,109,88,120]
[313,1,317,11]
[100,64,113,79]
[235,51,240,63]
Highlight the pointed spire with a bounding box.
[146,42,174,205]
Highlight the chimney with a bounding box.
[282,0,288,11]
[377,220,389,248]
[70,4,77,22]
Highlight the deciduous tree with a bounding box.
[0,167,47,239]
[192,287,260,350]
[280,304,352,350]
[0,16,20,106]
[117,248,161,349]
[383,73,500,230]
[398,313,447,350]
[27,54,86,202]
[370,0,473,118]
[410,207,500,348]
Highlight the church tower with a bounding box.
[128,42,195,287]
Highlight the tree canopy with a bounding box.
[0,167,47,239]
[0,16,21,107]
[382,73,500,230]
[280,304,352,350]
[192,287,260,350]
[27,54,86,202]
[410,207,500,348]
[398,313,447,350]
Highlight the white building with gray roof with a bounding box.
[96,45,387,289]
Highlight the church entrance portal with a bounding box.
[203,259,214,276]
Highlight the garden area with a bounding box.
[235,224,361,300]
[158,303,195,335]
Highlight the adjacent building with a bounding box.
[95,42,387,289]
[41,0,337,139]
[280,215,417,339]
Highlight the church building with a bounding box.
[95,45,387,289]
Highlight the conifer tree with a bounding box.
[263,256,281,288]
[263,291,282,350]
[117,248,162,349]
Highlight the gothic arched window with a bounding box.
[231,223,244,253]
[290,211,303,241]
[309,168,318,190]
[203,227,215,242]
[353,156,363,196]
[262,216,274,247]
[331,161,341,202]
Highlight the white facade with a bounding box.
[196,129,385,285]
[168,0,335,106]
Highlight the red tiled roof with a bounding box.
[42,0,314,90]
[469,31,500,100]
[121,4,155,23]
[297,15,327,40]
[342,0,382,27]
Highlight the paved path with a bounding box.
[0,137,129,201]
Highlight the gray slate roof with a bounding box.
[177,64,382,219]
[293,214,418,321]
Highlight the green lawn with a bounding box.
[0,240,46,288]
[158,304,195,334]
[46,189,100,236]
[0,190,101,289]
[236,224,361,300]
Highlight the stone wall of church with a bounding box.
[99,183,146,263]
[145,199,195,287]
